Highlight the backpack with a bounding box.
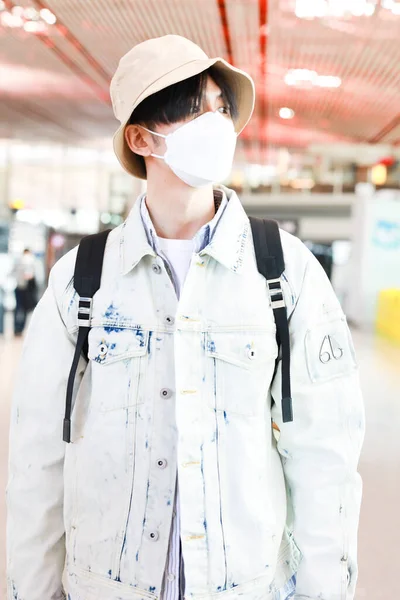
[63,219,293,443]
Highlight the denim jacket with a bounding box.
[7,187,365,600]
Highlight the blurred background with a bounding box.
[0,0,400,598]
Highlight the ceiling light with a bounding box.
[11,6,24,16]
[40,8,56,25]
[285,69,318,86]
[382,0,400,12]
[23,20,47,33]
[24,7,39,20]
[1,11,23,27]
[285,69,341,88]
[279,107,295,119]
[315,75,342,88]
[295,0,377,19]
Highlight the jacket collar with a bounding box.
[120,186,250,276]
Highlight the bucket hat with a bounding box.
[110,35,255,179]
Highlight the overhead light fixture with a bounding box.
[382,0,400,14]
[24,20,47,33]
[285,69,341,88]
[40,8,57,25]
[1,11,23,27]
[315,75,342,88]
[295,0,377,19]
[0,4,56,31]
[279,107,295,119]
[371,164,387,186]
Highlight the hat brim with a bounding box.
[113,57,255,179]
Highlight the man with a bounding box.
[7,35,365,600]
[13,248,37,336]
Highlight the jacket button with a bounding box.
[157,458,168,469]
[160,388,173,399]
[149,531,159,541]
[152,263,162,274]
[247,347,256,360]
[164,315,175,326]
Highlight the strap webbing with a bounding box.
[63,327,90,443]
[249,217,293,423]
[63,229,111,443]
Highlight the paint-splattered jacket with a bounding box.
[7,187,365,600]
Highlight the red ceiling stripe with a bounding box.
[216,0,234,64]
[32,0,112,84]
[369,113,400,144]
[259,0,269,159]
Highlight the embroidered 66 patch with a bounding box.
[305,315,358,383]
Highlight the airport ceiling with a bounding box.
[1,0,400,164]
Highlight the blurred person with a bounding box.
[13,248,37,336]
[7,36,365,600]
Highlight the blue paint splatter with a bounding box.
[231,583,238,588]
[104,325,123,334]
[145,439,149,449]
[108,569,112,578]
[136,551,139,561]
[104,303,119,319]
[110,343,116,350]
[149,586,156,593]
[207,339,216,353]
[136,328,145,347]
[68,293,76,312]
[223,411,229,425]
[167,499,171,506]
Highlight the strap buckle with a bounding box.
[77,297,92,327]
[267,277,286,310]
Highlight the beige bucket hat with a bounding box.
[110,35,255,179]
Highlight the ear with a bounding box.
[125,125,153,157]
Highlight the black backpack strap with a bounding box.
[249,217,293,424]
[63,229,111,443]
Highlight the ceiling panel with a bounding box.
[1,0,400,159]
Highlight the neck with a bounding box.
[145,167,215,240]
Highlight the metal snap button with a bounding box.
[157,458,168,469]
[164,315,175,326]
[247,347,256,360]
[160,388,173,399]
[99,343,108,358]
[152,263,162,274]
[167,573,175,582]
[149,531,159,541]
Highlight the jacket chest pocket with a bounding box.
[205,330,278,417]
[88,326,149,412]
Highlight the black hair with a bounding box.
[128,66,238,130]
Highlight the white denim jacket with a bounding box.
[7,187,365,600]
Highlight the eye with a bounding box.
[218,105,231,115]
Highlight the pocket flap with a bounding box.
[88,327,149,365]
[205,331,277,369]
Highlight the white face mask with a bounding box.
[142,111,237,188]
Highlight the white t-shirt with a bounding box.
[158,237,195,299]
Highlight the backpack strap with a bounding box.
[63,229,111,443]
[249,217,293,423]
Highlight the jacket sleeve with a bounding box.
[7,252,84,600]
[271,240,365,600]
